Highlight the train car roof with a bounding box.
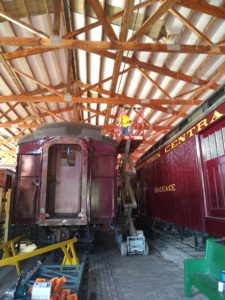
[18,122,117,146]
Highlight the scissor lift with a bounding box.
[116,136,149,256]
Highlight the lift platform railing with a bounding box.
[113,106,145,142]
[0,237,79,274]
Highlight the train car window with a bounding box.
[203,128,225,161]
[203,137,211,161]
[67,146,76,166]
[222,128,225,144]
[209,134,217,159]
[60,146,76,167]
[215,130,224,157]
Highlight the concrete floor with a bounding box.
[0,231,208,300]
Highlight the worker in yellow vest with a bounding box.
[119,107,131,136]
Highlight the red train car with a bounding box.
[136,86,225,239]
[11,122,118,241]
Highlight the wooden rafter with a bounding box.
[139,68,171,99]
[65,0,155,39]
[76,81,194,110]
[110,0,134,96]
[29,104,43,124]
[129,0,177,42]
[76,81,183,116]
[105,0,135,127]
[87,0,117,42]
[0,11,49,39]
[178,0,225,19]
[0,121,173,132]
[3,37,225,53]
[53,0,61,36]
[19,66,132,99]
[0,0,225,165]
[92,49,219,89]
[167,6,212,45]
[12,67,63,96]
[149,3,218,134]
[35,104,67,122]
[0,94,202,106]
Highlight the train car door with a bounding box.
[200,118,225,233]
[46,144,81,216]
[13,154,41,223]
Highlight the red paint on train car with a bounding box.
[138,136,205,231]
[137,100,225,236]
[12,123,118,228]
[200,117,225,235]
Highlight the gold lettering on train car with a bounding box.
[197,118,208,132]
[178,135,186,144]
[154,184,176,193]
[165,145,171,153]
[171,184,176,191]
[186,126,196,138]
[171,140,178,149]
[210,111,223,123]
[146,110,224,162]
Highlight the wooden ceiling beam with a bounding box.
[2,42,219,89]
[9,105,74,125]
[110,0,134,96]
[0,53,24,94]
[35,104,67,122]
[4,104,115,127]
[129,0,177,42]
[65,0,155,39]
[168,6,212,45]
[53,0,61,35]
[77,81,184,116]
[0,122,172,132]
[12,67,64,96]
[80,81,186,115]
[29,103,44,124]
[77,81,192,110]
[0,149,16,154]
[80,67,133,95]
[190,63,225,99]
[139,68,171,98]
[0,123,38,129]
[3,47,57,60]
[0,11,49,39]
[0,133,25,146]
[93,49,219,89]
[3,37,225,54]
[105,0,135,125]
[87,0,117,42]
[0,94,202,106]
[178,0,225,19]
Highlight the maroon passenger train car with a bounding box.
[12,122,118,239]
[136,85,225,238]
